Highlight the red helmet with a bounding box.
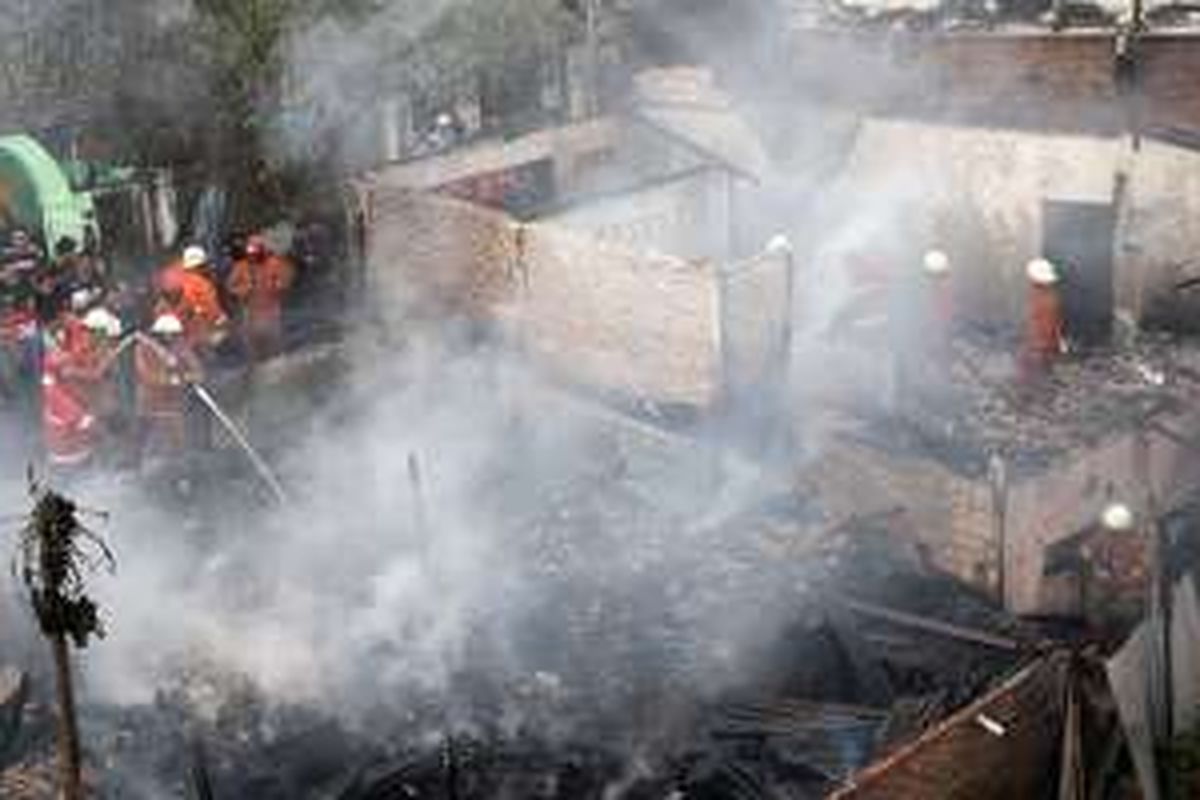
[246,235,268,259]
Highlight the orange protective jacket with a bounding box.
[227,254,295,333]
[135,339,199,420]
[157,264,228,348]
[1025,285,1064,362]
[55,320,107,405]
[42,347,96,466]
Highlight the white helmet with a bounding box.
[1101,503,1135,532]
[151,314,184,336]
[766,234,793,255]
[70,288,94,312]
[83,308,122,338]
[923,250,950,276]
[1026,258,1058,286]
[182,245,207,270]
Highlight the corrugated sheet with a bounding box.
[829,654,1068,799]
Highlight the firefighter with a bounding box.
[227,234,295,360]
[41,330,96,470]
[58,289,97,353]
[922,250,954,322]
[1021,257,1066,381]
[156,246,229,356]
[136,314,201,459]
[78,307,124,422]
[886,249,956,415]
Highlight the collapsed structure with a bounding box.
[5,3,1200,799]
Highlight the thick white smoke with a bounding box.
[5,325,789,747]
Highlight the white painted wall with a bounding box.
[1117,138,1200,322]
[826,118,1122,326]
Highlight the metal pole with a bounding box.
[1135,421,1173,796]
[989,452,1009,608]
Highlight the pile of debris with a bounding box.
[0,508,1062,799]
[869,335,1199,477]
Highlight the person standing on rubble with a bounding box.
[920,249,956,352]
[888,249,957,415]
[155,246,229,359]
[227,234,295,361]
[135,314,202,461]
[1021,258,1066,381]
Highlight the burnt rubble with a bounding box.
[1,503,1044,798]
[851,332,1198,478]
[0,358,1130,798]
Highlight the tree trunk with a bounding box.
[51,633,83,800]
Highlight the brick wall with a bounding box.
[721,247,793,405]
[1139,34,1200,134]
[519,221,722,406]
[365,188,723,407]
[805,439,1001,594]
[790,30,1200,137]
[366,189,519,319]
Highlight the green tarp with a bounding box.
[0,135,93,248]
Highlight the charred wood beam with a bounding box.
[837,596,1023,652]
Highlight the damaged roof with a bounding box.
[632,67,771,182]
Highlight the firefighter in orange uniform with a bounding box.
[156,246,228,356]
[1021,258,1066,381]
[136,314,201,458]
[41,331,96,469]
[227,234,295,360]
[77,307,124,423]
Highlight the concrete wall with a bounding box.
[1118,138,1200,322]
[829,118,1117,326]
[1003,410,1200,614]
[829,118,1200,328]
[806,405,1200,616]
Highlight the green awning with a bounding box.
[0,135,94,248]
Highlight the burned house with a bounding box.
[355,67,790,414]
[787,24,1200,334]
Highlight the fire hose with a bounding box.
[128,332,290,506]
